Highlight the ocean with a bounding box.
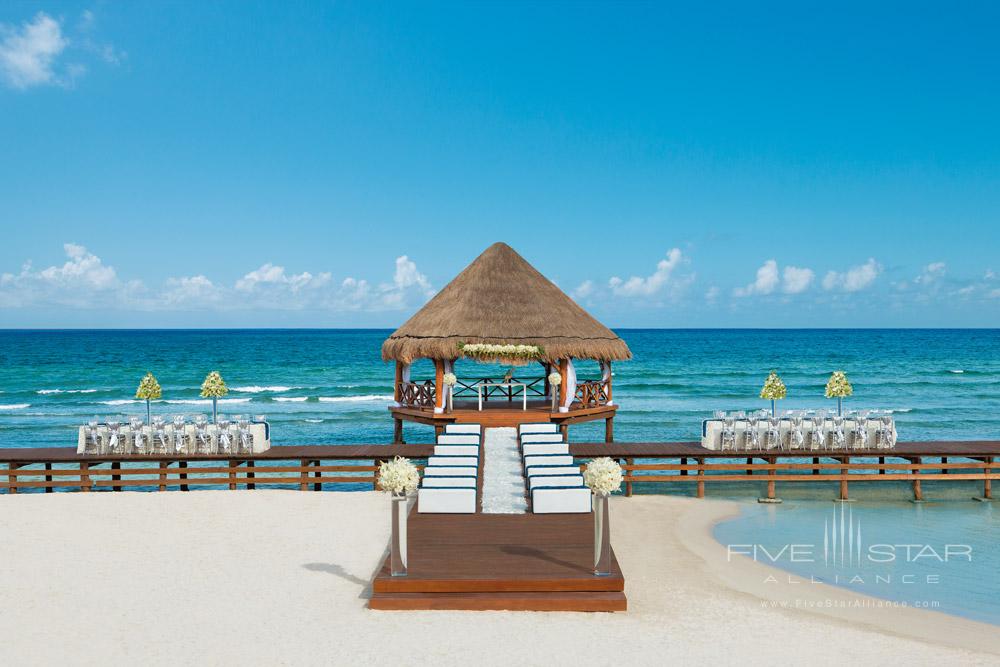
[1,328,998,448]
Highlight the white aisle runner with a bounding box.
[480,427,528,514]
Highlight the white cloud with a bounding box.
[915,261,946,285]
[782,266,815,294]
[704,286,720,303]
[733,260,779,297]
[609,248,690,298]
[0,10,123,90]
[0,244,434,314]
[572,280,595,300]
[822,258,881,292]
[0,13,68,89]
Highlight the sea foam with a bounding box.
[164,398,252,405]
[231,386,294,393]
[38,389,99,395]
[318,395,392,403]
[0,403,29,410]
[101,399,139,406]
[274,397,308,402]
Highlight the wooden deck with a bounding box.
[390,401,617,439]
[369,511,626,611]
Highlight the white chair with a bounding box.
[424,466,478,477]
[418,487,477,513]
[531,486,591,513]
[526,465,580,477]
[527,474,584,489]
[519,422,558,435]
[519,432,564,445]
[523,454,574,468]
[421,476,478,488]
[434,444,479,457]
[427,455,478,467]
[437,434,480,445]
[521,442,569,457]
[444,423,481,435]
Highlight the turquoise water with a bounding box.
[714,499,1000,626]
[1,329,998,448]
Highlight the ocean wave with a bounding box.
[0,403,30,410]
[304,418,324,423]
[164,398,252,405]
[231,385,295,393]
[38,388,100,395]
[274,397,308,402]
[318,395,393,403]
[949,370,965,374]
[101,399,140,406]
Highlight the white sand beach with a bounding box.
[1,491,997,666]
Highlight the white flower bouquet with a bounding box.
[583,457,623,496]
[442,372,457,386]
[825,371,853,398]
[547,371,562,386]
[377,455,420,496]
[458,342,544,365]
[135,372,161,423]
[200,371,228,398]
[759,371,786,417]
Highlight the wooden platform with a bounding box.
[390,401,617,430]
[370,511,626,612]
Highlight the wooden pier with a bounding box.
[0,441,997,502]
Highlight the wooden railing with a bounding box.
[397,380,436,408]
[575,379,610,408]
[0,445,434,494]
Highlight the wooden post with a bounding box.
[373,459,381,491]
[300,459,310,491]
[878,455,885,475]
[558,359,569,410]
[227,459,237,490]
[984,456,993,500]
[606,361,613,405]
[81,462,90,492]
[766,456,777,501]
[393,418,404,445]
[812,457,820,475]
[179,461,188,491]
[543,363,551,401]
[434,425,443,439]
[394,361,403,403]
[912,456,923,501]
[696,457,705,498]
[625,457,633,497]
[746,457,752,475]
[434,359,445,412]
[112,461,122,492]
[158,461,168,492]
[942,456,949,474]
[45,462,53,493]
[313,460,322,491]
[8,463,17,494]
[559,423,568,440]
[839,456,849,501]
[680,457,688,476]
[247,460,255,490]
[605,417,614,443]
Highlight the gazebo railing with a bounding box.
[453,376,547,401]
[397,380,436,408]
[575,379,611,408]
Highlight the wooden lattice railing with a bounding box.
[575,379,610,408]
[397,380,436,408]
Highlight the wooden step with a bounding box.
[369,590,627,612]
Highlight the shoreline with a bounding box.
[0,491,997,664]
[674,497,1000,656]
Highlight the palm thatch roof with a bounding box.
[381,243,631,364]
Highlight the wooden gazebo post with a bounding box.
[558,359,570,439]
[433,359,445,437]
[393,362,404,444]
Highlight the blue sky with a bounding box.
[1,1,998,327]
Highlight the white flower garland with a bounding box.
[458,342,543,362]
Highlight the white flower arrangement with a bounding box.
[377,456,420,495]
[583,457,623,496]
[825,371,853,399]
[200,371,229,398]
[759,371,787,401]
[442,372,457,386]
[458,342,544,363]
[135,372,162,400]
[547,371,562,386]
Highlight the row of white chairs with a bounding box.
[518,423,591,513]
[417,424,481,513]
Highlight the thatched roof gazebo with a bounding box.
[384,242,630,442]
